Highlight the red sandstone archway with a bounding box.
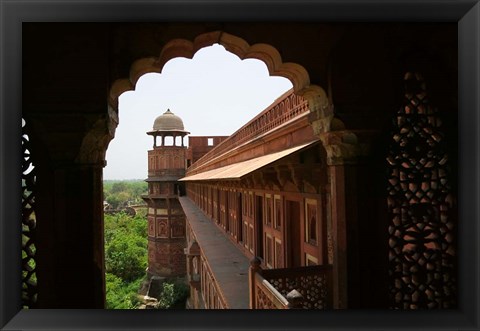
[108,31,334,136]
[105,34,357,308]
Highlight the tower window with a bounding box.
[207,138,214,146]
[164,136,174,146]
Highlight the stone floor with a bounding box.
[179,197,250,309]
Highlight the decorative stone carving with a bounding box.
[274,165,291,188]
[387,72,456,309]
[148,216,155,236]
[157,219,168,238]
[76,111,118,165]
[318,128,361,166]
[301,85,333,135]
[22,119,38,308]
[263,168,282,191]
[171,219,185,238]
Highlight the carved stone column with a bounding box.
[26,110,116,308]
[249,257,262,309]
[318,129,360,309]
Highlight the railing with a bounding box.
[199,254,228,309]
[185,222,228,309]
[249,257,333,309]
[254,273,290,309]
[187,90,309,175]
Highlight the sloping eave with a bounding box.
[179,140,319,182]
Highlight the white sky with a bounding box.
[104,44,293,180]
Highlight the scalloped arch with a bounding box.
[108,31,332,131]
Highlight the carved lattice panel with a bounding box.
[255,284,278,309]
[266,269,331,309]
[387,72,456,309]
[22,119,38,308]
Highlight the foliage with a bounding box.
[105,273,144,309]
[103,180,189,310]
[110,181,129,194]
[104,212,147,242]
[103,184,148,309]
[156,280,190,309]
[135,207,148,218]
[105,234,147,282]
[105,193,128,209]
[104,213,147,282]
[104,179,147,209]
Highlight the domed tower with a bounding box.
[143,109,189,278]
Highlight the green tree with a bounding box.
[111,181,128,194]
[104,212,147,283]
[104,180,147,208]
[105,194,122,209]
[103,181,149,309]
[130,181,148,203]
[105,273,143,309]
[104,213,147,241]
[156,281,190,309]
[105,231,147,281]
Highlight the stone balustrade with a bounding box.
[249,257,333,309]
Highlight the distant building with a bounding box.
[186,136,228,167]
[142,109,189,278]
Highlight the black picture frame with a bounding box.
[1,1,479,330]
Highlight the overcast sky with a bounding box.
[104,44,292,180]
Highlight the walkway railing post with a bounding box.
[286,289,304,309]
[249,257,262,309]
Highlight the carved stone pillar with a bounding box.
[319,129,360,309]
[26,111,116,308]
[249,257,262,309]
[35,163,106,308]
